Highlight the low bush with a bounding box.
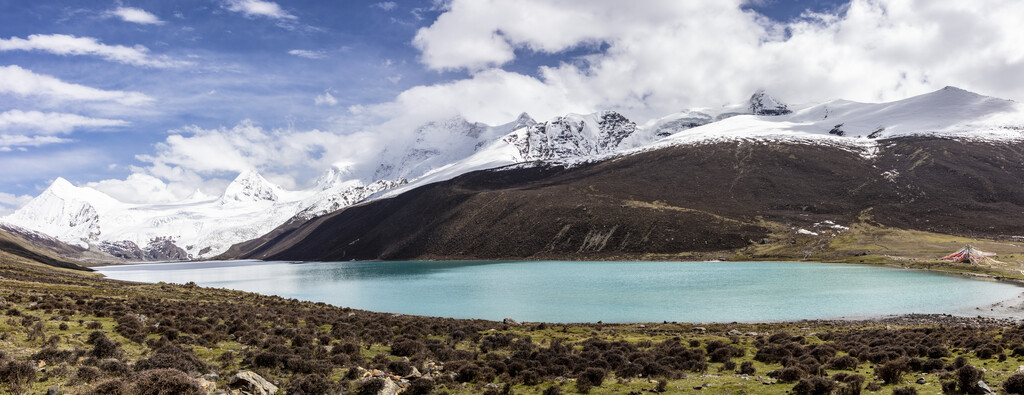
[891,387,918,395]
[739,361,756,375]
[826,355,858,370]
[356,378,385,395]
[286,373,338,395]
[1005,373,1024,394]
[133,368,205,395]
[874,358,908,385]
[406,378,434,395]
[768,366,806,383]
[792,377,838,395]
[86,378,131,395]
[955,364,983,394]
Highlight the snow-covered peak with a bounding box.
[1,178,123,248]
[182,188,212,203]
[46,177,75,195]
[38,177,122,210]
[749,89,792,116]
[314,166,360,191]
[219,170,281,204]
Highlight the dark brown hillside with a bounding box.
[0,225,93,271]
[228,137,1024,262]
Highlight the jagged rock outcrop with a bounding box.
[504,111,638,161]
[749,89,791,115]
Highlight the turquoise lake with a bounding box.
[96,260,1024,323]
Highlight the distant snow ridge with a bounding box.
[1,169,410,261]
[504,111,639,161]
[5,86,1024,261]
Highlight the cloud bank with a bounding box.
[0,65,154,106]
[0,110,128,134]
[394,0,1024,125]
[0,34,190,68]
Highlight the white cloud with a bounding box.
[0,34,190,68]
[0,110,128,134]
[375,2,398,11]
[400,0,1024,123]
[122,120,387,197]
[314,91,337,106]
[0,191,33,216]
[0,134,71,151]
[137,120,377,176]
[86,173,181,204]
[224,0,297,20]
[0,65,154,106]
[288,49,326,59]
[110,7,164,25]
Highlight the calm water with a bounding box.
[96,260,1024,323]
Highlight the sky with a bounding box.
[1,0,1023,214]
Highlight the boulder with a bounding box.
[229,371,278,395]
[358,377,402,395]
[197,377,217,393]
[977,380,994,394]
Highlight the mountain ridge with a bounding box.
[6,86,1024,262]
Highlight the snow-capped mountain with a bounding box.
[5,86,1023,262]
[653,86,1024,148]
[3,177,117,248]
[0,169,409,261]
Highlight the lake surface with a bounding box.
[96,260,1024,323]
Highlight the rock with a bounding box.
[485,383,499,389]
[693,327,707,332]
[197,377,217,393]
[916,377,926,384]
[977,380,993,394]
[1018,365,1024,374]
[727,329,742,336]
[503,318,520,326]
[229,371,279,395]
[404,366,422,379]
[203,372,220,382]
[46,386,60,395]
[363,377,401,395]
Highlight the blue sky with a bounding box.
[1,0,1022,212]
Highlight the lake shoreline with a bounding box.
[95,259,1024,324]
